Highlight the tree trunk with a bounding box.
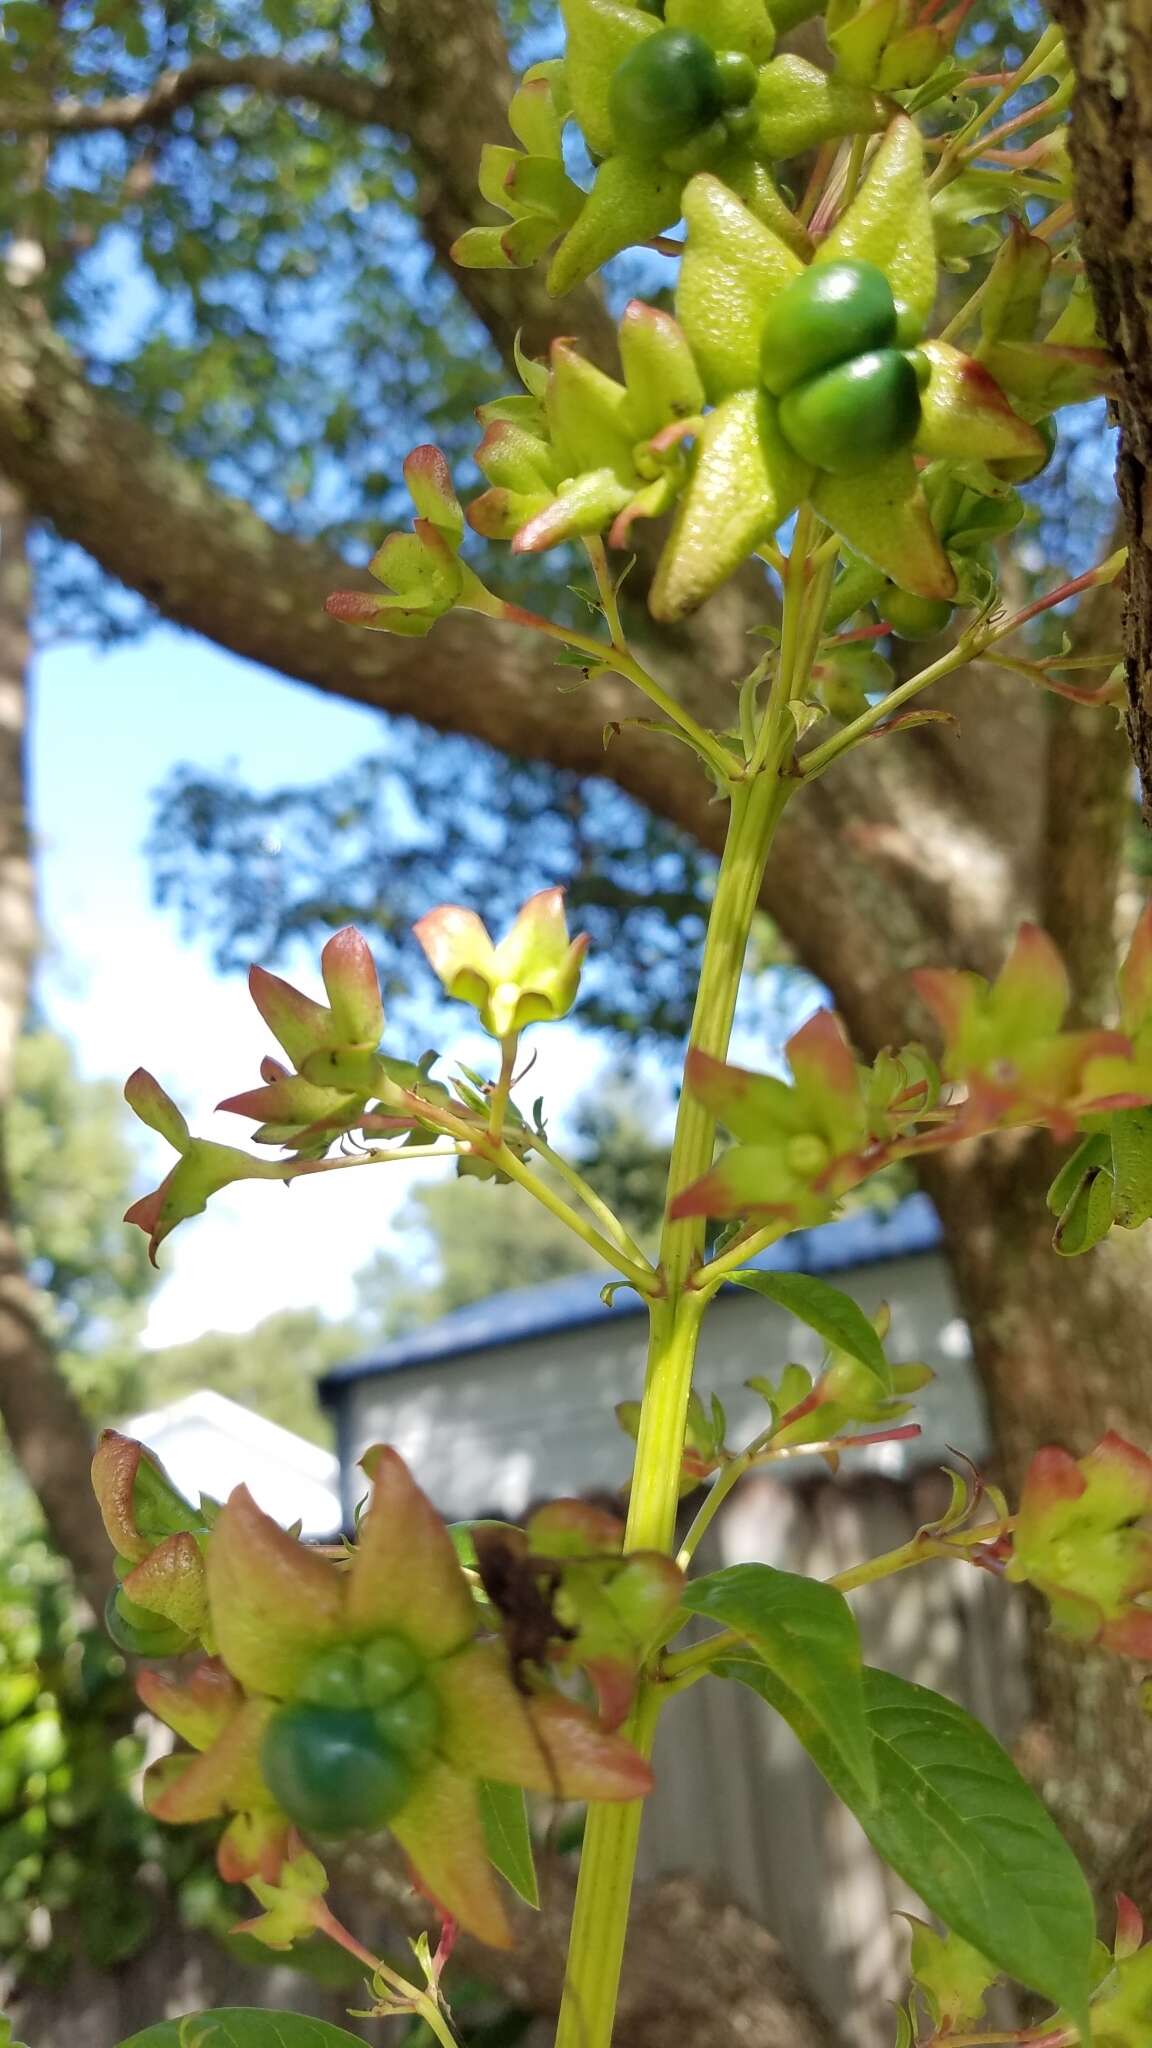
[1050,0,1152,823]
[925,1134,1152,1898]
[0,473,113,1615]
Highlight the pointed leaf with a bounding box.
[915,342,1046,464]
[721,1661,1095,2027]
[348,1446,478,1656]
[755,55,889,160]
[119,2015,369,2048]
[816,116,936,332]
[677,175,804,400]
[650,391,809,620]
[726,1271,893,1392]
[685,1564,875,1797]
[478,1781,539,1909]
[548,154,682,298]
[206,1487,346,1697]
[813,448,956,601]
[391,1760,512,1947]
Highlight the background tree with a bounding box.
[0,0,1148,1910]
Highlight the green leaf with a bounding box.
[683,1563,876,1798]
[118,2014,368,2048]
[720,1662,1095,2025]
[726,1270,892,1393]
[478,1779,539,1910]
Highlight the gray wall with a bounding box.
[332,1250,1019,2048]
[337,1250,987,1519]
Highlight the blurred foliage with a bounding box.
[141,1307,358,1442]
[356,1072,674,1336]
[7,1031,156,1417]
[148,739,720,1044]
[4,1,1119,1046]
[0,1528,238,1989]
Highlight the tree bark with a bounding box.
[0,474,113,1615]
[1049,0,1152,823]
[340,1852,835,2048]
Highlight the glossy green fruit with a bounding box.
[298,1645,365,1710]
[360,1634,426,1705]
[262,1703,414,1836]
[376,1683,441,1762]
[759,260,897,397]
[777,348,921,474]
[880,584,954,639]
[608,30,725,157]
[713,50,758,109]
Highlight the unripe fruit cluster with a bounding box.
[760,260,925,476]
[261,1634,440,1837]
[608,29,759,163]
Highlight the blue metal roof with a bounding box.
[318,1193,943,1404]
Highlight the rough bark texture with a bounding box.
[0,475,113,1615]
[1052,0,1152,822]
[339,1853,836,2048]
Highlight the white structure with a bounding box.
[317,1198,1014,2048]
[122,1388,342,1538]
[319,1195,983,1523]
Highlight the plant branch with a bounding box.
[0,56,398,134]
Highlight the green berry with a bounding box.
[760,260,898,398]
[713,50,758,109]
[777,348,922,475]
[298,1645,366,1709]
[360,1633,426,1704]
[608,30,725,158]
[375,1682,441,1763]
[880,585,954,640]
[262,1703,414,1836]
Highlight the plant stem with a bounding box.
[693,1218,791,1289]
[555,767,792,2048]
[530,1132,652,1269]
[677,1431,772,1568]
[492,1140,656,1292]
[487,1033,517,1143]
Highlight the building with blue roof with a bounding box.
[319,1193,982,1526]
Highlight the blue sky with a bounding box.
[32,623,613,1346]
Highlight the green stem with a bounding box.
[530,1133,652,1270]
[492,1141,656,1292]
[799,631,982,781]
[694,1218,790,1289]
[676,1430,773,1568]
[487,1032,518,1143]
[555,767,791,2048]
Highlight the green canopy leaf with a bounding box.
[683,1563,875,1797]
[478,1779,539,1909]
[727,1270,892,1393]
[119,2014,368,2048]
[719,1661,1095,2025]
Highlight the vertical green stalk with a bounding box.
[554,769,791,2048]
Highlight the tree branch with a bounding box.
[0,54,396,135]
[0,474,112,1614]
[0,279,1036,1032]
